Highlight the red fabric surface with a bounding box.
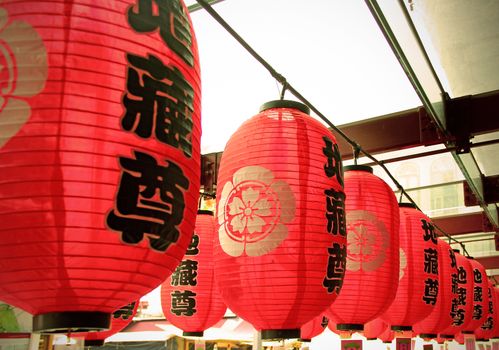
[0,0,201,316]
[474,281,497,340]
[363,317,388,339]
[300,314,327,340]
[214,102,346,331]
[326,167,399,329]
[161,211,227,334]
[462,258,489,332]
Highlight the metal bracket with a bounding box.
[445,94,473,154]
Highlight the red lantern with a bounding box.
[363,318,388,340]
[300,314,328,342]
[380,204,439,331]
[461,258,489,333]
[378,325,395,343]
[474,280,497,340]
[215,100,347,339]
[161,210,227,336]
[0,0,201,333]
[413,239,458,338]
[83,302,139,346]
[326,165,399,332]
[440,250,475,336]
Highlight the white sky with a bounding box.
[186,0,422,154]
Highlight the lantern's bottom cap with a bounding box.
[183,331,204,337]
[439,335,454,339]
[419,333,437,339]
[337,323,364,331]
[299,338,311,343]
[391,325,412,331]
[33,312,111,333]
[261,329,300,340]
[84,340,105,347]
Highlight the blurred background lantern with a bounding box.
[381,203,439,331]
[0,0,201,332]
[461,258,489,333]
[440,250,475,336]
[473,280,497,341]
[363,318,389,340]
[326,165,399,332]
[300,314,328,342]
[413,239,458,338]
[161,210,227,336]
[83,302,139,347]
[214,100,346,339]
[378,325,395,344]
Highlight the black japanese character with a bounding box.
[451,273,459,294]
[107,151,189,252]
[171,259,198,286]
[422,278,439,305]
[113,302,136,320]
[473,304,483,320]
[474,286,483,302]
[322,136,343,186]
[424,248,438,275]
[323,243,346,294]
[457,287,467,306]
[481,317,493,330]
[170,290,196,316]
[421,219,437,244]
[452,308,465,326]
[123,53,194,157]
[127,0,194,66]
[457,266,467,284]
[325,188,346,236]
[449,249,457,268]
[185,233,199,256]
[473,268,483,284]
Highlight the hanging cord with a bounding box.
[193,0,468,254]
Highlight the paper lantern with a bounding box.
[413,239,458,338]
[378,325,395,343]
[461,258,489,333]
[0,0,201,332]
[215,100,347,339]
[161,211,227,336]
[300,315,328,342]
[474,281,497,340]
[440,250,475,336]
[326,165,399,331]
[380,204,439,331]
[83,302,139,346]
[363,318,388,340]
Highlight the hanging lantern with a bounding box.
[0,0,201,333]
[440,250,475,336]
[300,314,328,342]
[363,318,388,340]
[461,258,489,333]
[474,280,497,341]
[326,165,399,332]
[380,203,439,331]
[215,100,347,339]
[378,325,395,344]
[161,210,227,336]
[413,239,458,338]
[83,302,139,347]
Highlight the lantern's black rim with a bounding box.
[84,340,105,347]
[299,338,312,342]
[391,325,412,331]
[343,165,373,173]
[197,210,213,216]
[337,323,363,331]
[261,329,301,340]
[259,100,310,114]
[419,333,437,339]
[461,331,474,334]
[466,256,475,260]
[398,203,417,208]
[33,312,111,333]
[476,338,488,342]
[366,338,377,341]
[183,331,203,337]
[439,334,454,339]
[453,249,460,253]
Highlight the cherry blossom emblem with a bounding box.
[345,210,389,272]
[0,8,48,149]
[217,166,295,257]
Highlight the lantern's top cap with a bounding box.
[197,209,214,216]
[259,100,310,114]
[453,249,460,253]
[343,165,373,173]
[399,202,417,209]
[466,256,475,260]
